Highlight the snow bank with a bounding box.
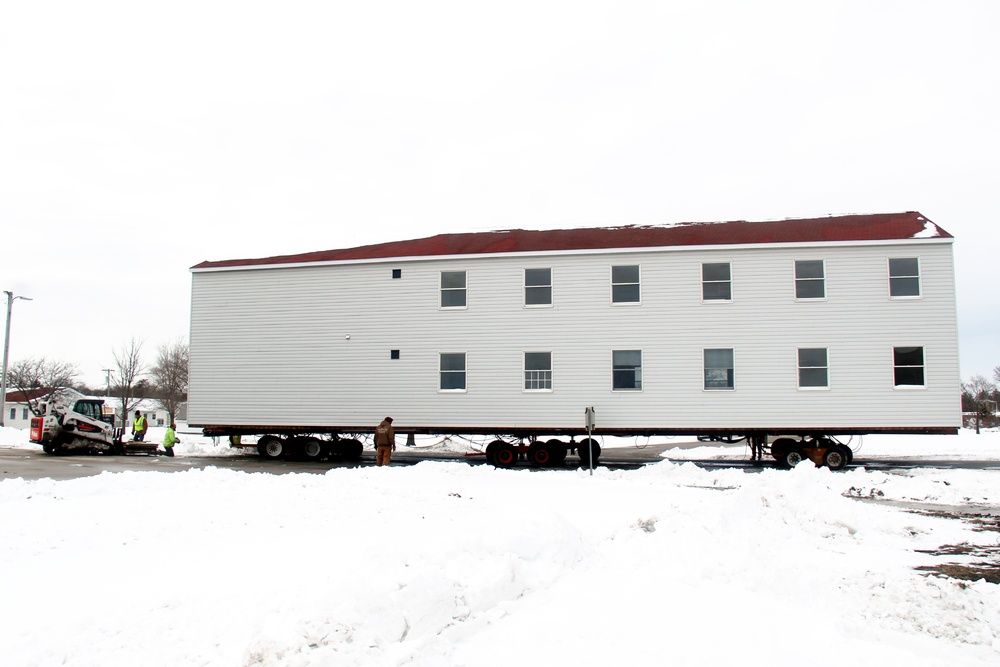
[0,454,998,665]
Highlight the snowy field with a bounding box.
[0,426,998,666]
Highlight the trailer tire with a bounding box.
[823,446,849,471]
[546,439,567,465]
[494,443,516,467]
[302,437,324,460]
[485,440,503,465]
[577,438,601,467]
[258,436,285,459]
[769,438,796,466]
[782,448,806,468]
[528,441,551,467]
[339,439,363,461]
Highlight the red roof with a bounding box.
[4,387,51,403]
[192,211,949,270]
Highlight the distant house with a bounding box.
[2,388,50,429]
[101,398,172,429]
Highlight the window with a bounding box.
[795,260,825,299]
[612,350,642,390]
[798,348,829,388]
[524,352,552,390]
[8,408,14,421]
[392,269,402,279]
[889,258,920,297]
[893,346,925,386]
[440,353,467,391]
[702,263,732,301]
[524,268,552,306]
[22,408,28,420]
[611,265,640,303]
[704,349,735,390]
[390,349,400,360]
[441,271,467,308]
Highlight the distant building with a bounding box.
[2,388,50,429]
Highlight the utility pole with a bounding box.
[1,291,33,427]
[102,368,113,397]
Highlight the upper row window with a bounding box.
[889,257,920,298]
[440,257,920,309]
[441,271,467,308]
[611,265,640,303]
[794,260,825,299]
[525,268,552,306]
[702,263,732,301]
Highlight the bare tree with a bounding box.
[112,338,146,432]
[150,338,189,423]
[7,357,79,415]
[962,374,998,433]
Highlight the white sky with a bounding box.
[1,1,997,387]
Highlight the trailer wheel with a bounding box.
[339,438,363,461]
[258,436,285,459]
[769,438,795,466]
[546,439,567,465]
[485,440,503,465]
[494,443,516,467]
[823,446,848,471]
[528,441,551,467]
[577,438,601,467]
[302,437,324,460]
[782,448,806,468]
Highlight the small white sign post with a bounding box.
[584,406,596,476]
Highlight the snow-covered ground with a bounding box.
[0,426,998,665]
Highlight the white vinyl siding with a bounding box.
[189,239,959,431]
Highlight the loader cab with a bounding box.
[72,400,105,422]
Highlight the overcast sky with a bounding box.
[1,1,997,389]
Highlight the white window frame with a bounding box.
[888,257,921,299]
[703,348,735,390]
[523,351,553,392]
[794,259,826,301]
[701,262,732,302]
[797,347,830,390]
[440,271,468,309]
[439,352,468,392]
[611,265,641,305]
[524,268,553,308]
[892,345,926,388]
[611,349,643,391]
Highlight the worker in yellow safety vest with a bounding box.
[132,411,148,442]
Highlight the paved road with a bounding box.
[2,443,999,482]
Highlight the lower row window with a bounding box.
[704,349,735,390]
[437,346,925,391]
[893,346,925,386]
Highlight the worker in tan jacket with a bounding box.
[374,417,396,466]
